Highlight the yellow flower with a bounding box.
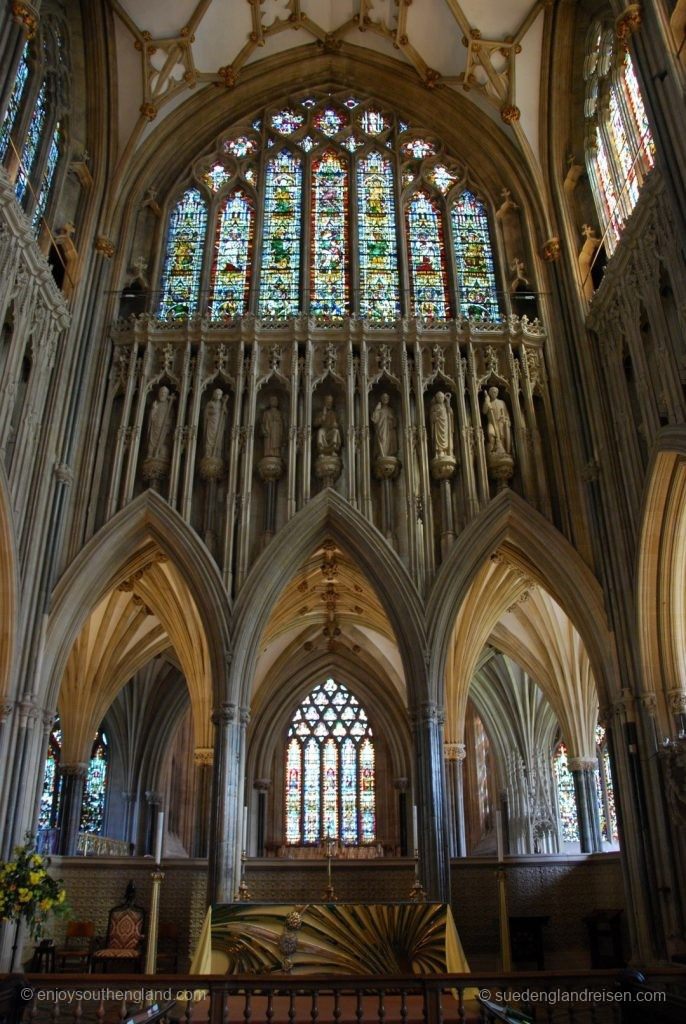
[39,898,54,912]
[17,888,31,903]
[57,889,66,904]
[29,870,45,885]
[30,855,43,867]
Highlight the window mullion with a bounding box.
[302,149,313,316]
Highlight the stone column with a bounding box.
[57,763,88,855]
[254,779,270,857]
[667,688,686,736]
[568,757,602,853]
[208,703,249,905]
[121,791,136,851]
[444,742,467,858]
[144,790,162,857]
[193,747,214,857]
[412,702,451,903]
[393,777,408,856]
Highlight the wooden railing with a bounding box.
[9,969,686,1023]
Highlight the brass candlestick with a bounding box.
[144,867,165,975]
[322,835,337,901]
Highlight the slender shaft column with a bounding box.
[412,702,451,902]
[57,763,87,855]
[193,748,214,857]
[254,779,270,857]
[144,790,162,857]
[393,777,408,857]
[444,742,467,858]
[569,757,602,853]
[208,703,249,905]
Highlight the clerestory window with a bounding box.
[157,92,500,322]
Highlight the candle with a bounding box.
[154,810,164,865]
[495,809,504,862]
[243,805,248,854]
[412,804,418,855]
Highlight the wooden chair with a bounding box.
[91,884,146,974]
[156,924,180,973]
[55,921,95,971]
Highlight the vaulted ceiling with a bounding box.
[109,0,548,165]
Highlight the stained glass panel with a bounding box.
[341,134,365,153]
[357,151,400,320]
[360,109,389,135]
[298,135,315,152]
[595,126,621,249]
[32,123,60,230]
[343,97,360,109]
[428,164,457,195]
[314,108,346,137]
[0,43,30,162]
[202,162,231,193]
[622,52,655,169]
[15,81,47,203]
[553,742,579,843]
[159,188,207,319]
[451,191,499,319]
[270,109,304,134]
[609,90,639,210]
[258,149,302,317]
[406,191,450,319]
[285,679,375,845]
[80,732,108,835]
[401,139,436,159]
[38,728,61,831]
[224,135,258,158]
[209,189,254,318]
[310,150,348,318]
[245,167,257,186]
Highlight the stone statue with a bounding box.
[509,257,529,293]
[199,388,228,480]
[371,393,398,459]
[429,392,454,460]
[261,395,285,458]
[142,385,176,481]
[315,395,342,456]
[482,386,512,456]
[579,224,601,300]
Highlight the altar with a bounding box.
[193,902,469,976]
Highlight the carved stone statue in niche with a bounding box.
[429,391,456,480]
[142,385,176,482]
[579,224,601,301]
[258,395,285,482]
[199,388,228,481]
[371,392,399,479]
[482,385,514,485]
[314,394,342,484]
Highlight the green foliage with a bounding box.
[0,835,68,938]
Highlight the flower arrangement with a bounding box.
[0,836,68,968]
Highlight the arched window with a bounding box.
[156,93,500,322]
[553,741,579,843]
[285,678,375,845]
[80,730,108,835]
[38,721,62,833]
[584,24,655,255]
[595,724,618,843]
[553,728,619,846]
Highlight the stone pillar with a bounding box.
[667,688,686,736]
[57,763,88,855]
[121,791,136,850]
[393,777,408,856]
[144,790,162,857]
[568,757,602,853]
[254,779,270,857]
[208,703,249,905]
[193,747,214,858]
[444,742,467,858]
[412,702,451,903]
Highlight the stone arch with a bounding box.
[230,489,426,708]
[44,491,231,723]
[637,426,686,727]
[427,490,618,718]
[0,460,18,703]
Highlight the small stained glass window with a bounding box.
[209,188,254,318]
[406,191,450,319]
[258,149,302,317]
[298,135,315,152]
[360,109,390,135]
[0,43,30,162]
[32,123,60,231]
[313,108,346,137]
[224,135,258,159]
[159,188,208,319]
[357,151,400,320]
[310,150,348,318]
[38,725,62,831]
[451,191,499,318]
[202,162,232,193]
[343,97,360,109]
[401,138,436,159]
[15,80,48,203]
[270,108,304,135]
[553,742,579,843]
[244,166,257,186]
[284,678,375,845]
[80,731,108,835]
[341,134,365,153]
[428,164,457,195]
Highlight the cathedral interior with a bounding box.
[1,0,686,1014]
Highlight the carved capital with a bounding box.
[444,742,466,762]
[11,1,38,38]
[568,756,598,772]
[392,777,408,792]
[640,692,658,716]
[500,104,520,125]
[254,778,271,792]
[668,688,686,717]
[60,761,89,778]
[212,701,239,725]
[615,4,642,46]
[542,237,561,262]
[145,789,162,805]
[194,746,214,767]
[95,236,115,259]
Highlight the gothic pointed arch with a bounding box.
[0,459,17,703]
[231,489,426,708]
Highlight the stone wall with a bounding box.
[40,853,624,972]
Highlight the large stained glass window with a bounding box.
[80,730,108,834]
[159,188,208,319]
[451,191,499,319]
[209,189,254,318]
[553,741,579,843]
[0,43,30,162]
[622,52,655,170]
[554,729,619,846]
[310,150,348,318]
[15,81,47,204]
[357,151,400,321]
[32,123,60,230]
[406,191,450,319]
[595,724,619,843]
[284,678,376,845]
[38,724,62,832]
[259,149,302,318]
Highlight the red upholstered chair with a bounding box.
[91,884,146,973]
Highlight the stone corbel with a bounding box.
[667,688,686,718]
[11,1,39,39]
[194,746,214,767]
[616,4,642,47]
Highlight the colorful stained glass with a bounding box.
[252,118,262,132]
[429,164,457,195]
[402,169,415,188]
[32,123,60,230]
[310,150,348,318]
[343,97,360,109]
[301,97,317,108]
[159,188,208,319]
[0,43,30,161]
[622,52,655,169]
[224,135,258,158]
[406,192,450,319]
[398,119,409,133]
[15,81,47,203]
[401,138,436,159]
[314,107,346,137]
[284,678,375,845]
[80,732,108,834]
[595,724,619,843]
[270,108,304,134]
[286,739,302,843]
[609,90,639,210]
[258,149,302,317]
[451,191,499,318]
[360,109,390,135]
[357,151,400,320]
[244,166,257,186]
[594,126,621,249]
[209,189,254,318]
[553,742,579,843]
[38,727,62,831]
[341,134,364,153]
[202,162,231,193]
[298,135,315,152]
